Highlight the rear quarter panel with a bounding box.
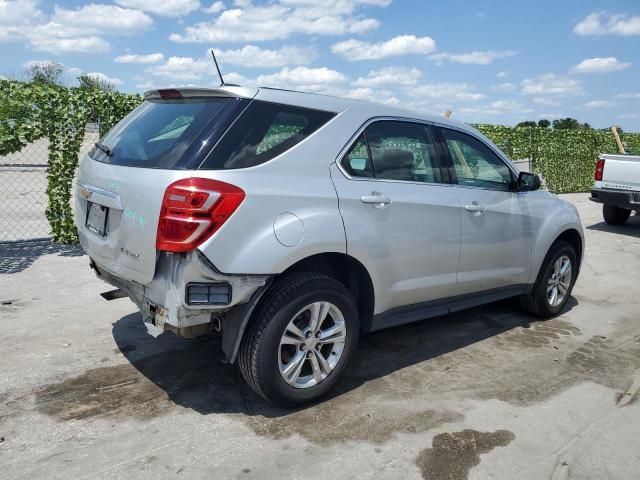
[195,109,373,274]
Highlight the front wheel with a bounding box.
[521,241,577,318]
[603,205,631,225]
[238,273,359,407]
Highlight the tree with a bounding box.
[26,61,65,85]
[552,118,591,130]
[537,119,551,128]
[516,121,537,128]
[77,74,116,92]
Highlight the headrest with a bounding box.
[375,148,414,174]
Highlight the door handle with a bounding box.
[464,202,486,215]
[361,192,391,208]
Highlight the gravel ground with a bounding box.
[0,193,639,480]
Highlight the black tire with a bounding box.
[238,273,359,408]
[603,205,631,225]
[520,240,577,318]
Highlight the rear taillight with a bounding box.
[156,178,245,253]
[594,158,605,181]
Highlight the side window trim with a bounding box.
[429,125,455,185]
[435,125,517,190]
[337,117,450,186]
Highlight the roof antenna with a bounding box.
[210,49,225,86]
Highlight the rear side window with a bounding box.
[340,120,440,183]
[90,98,231,169]
[200,101,335,169]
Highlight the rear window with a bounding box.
[90,98,231,169]
[200,101,335,169]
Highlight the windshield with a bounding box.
[90,97,232,169]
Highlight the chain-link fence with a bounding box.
[0,125,99,242]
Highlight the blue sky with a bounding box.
[2,0,640,129]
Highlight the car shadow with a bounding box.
[586,216,640,239]
[0,239,84,274]
[112,296,578,418]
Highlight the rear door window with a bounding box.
[340,120,441,183]
[90,98,232,169]
[200,101,335,169]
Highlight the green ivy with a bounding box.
[0,79,141,243]
[474,124,640,194]
[2,78,640,243]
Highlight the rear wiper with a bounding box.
[95,143,112,156]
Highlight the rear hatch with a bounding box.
[75,88,253,285]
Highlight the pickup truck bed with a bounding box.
[590,154,640,225]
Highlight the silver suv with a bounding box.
[76,86,584,407]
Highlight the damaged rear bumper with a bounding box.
[90,250,270,341]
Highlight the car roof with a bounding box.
[143,85,475,134]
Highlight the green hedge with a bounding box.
[474,124,640,193]
[0,80,141,243]
[2,78,640,243]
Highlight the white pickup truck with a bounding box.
[590,154,640,225]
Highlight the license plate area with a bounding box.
[86,201,109,237]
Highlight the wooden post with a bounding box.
[610,126,625,154]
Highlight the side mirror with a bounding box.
[516,171,541,191]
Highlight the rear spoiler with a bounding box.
[144,86,258,101]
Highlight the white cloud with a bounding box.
[429,50,517,65]
[255,66,346,86]
[521,73,583,96]
[86,72,123,86]
[457,102,533,117]
[616,92,640,99]
[408,83,486,102]
[496,71,507,78]
[136,81,155,90]
[115,53,165,64]
[31,36,112,54]
[213,45,315,68]
[572,57,631,73]
[574,11,640,36]
[351,67,422,87]
[532,97,560,106]
[27,4,153,54]
[0,0,44,42]
[40,4,153,38]
[491,82,516,92]
[170,0,386,43]
[203,1,224,13]
[116,0,201,17]
[331,35,436,61]
[149,56,212,81]
[148,57,347,90]
[344,87,399,105]
[584,100,611,108]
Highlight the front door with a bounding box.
[435,126,537,295]
[331,120,461,315]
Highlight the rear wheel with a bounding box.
[603,205,631,225]
[521,241,577,318]
[238,273,358,407]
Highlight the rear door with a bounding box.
[434,126,536,294]
[75,95,240,284]
[331,120,461,315]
